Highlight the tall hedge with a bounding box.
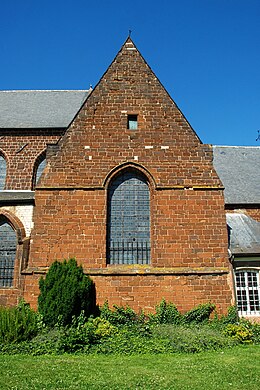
[38,258,95,327]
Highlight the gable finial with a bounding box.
[256,130,260,142]
[128,29,132,38]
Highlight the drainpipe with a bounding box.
[229,251,239,316]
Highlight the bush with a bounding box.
[88,316,118,339]
[91,326,172,355]
[223,323,253,344]
[223,305,239,323]
[55,313,118,354]
[215,305,239,325]
[183,303,215,324]
[0,300,39,343]
[38,258,96,327]
[99,302,140,326]
[149,299,182,325]
[250,321,260,344]
[58,316,91,353]
[1,297,259,356]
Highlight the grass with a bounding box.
[0,346,259,389]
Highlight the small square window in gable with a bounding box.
[127,114,138,130]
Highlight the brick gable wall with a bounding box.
[25,39,233,313]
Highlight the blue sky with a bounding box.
[1,0,260,146]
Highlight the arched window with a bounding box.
[0,221,17,287]
[0,155,7,190]
[35,158,46,185]
[235,270,260,316]
[107,170,150,265]
[32,154,46,189]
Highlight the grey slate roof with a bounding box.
[227,213,260,255]
[0,90,91,128]
[213,146,260,204]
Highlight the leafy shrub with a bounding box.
[87,316,117,339]
[214,305,239,326]
[99,302,140,326]
[223,323,253,344]
[57,313,118,353]
[91,323,237,355]
[1,297,259,356]
[38,258,96,327]
[0,328,63,355]
[183,303,215,324]
[0,300,39,343]
[250,322,260,344]
[90,326,173,355]
[223,305,239,324]
[149,299,182,325]
[58,326,90,353]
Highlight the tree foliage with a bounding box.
[38,258,95,327]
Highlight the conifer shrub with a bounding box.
[38,258,96,327]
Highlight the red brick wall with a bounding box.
[29,189,107,268]
[29,188,228,269]
[0,129,62,190]
[92,273,232,314]
[152,189,228,268]
[23,271,232,315]
[27,38,232,312]
[0,288,22,306]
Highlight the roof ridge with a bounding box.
[0,89,89,93]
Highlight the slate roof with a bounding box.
[0,90,91,129]
[213,146,260,204]
[227,213,260,255]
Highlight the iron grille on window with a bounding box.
[107,170,150,264]
[235,270,260,315]
[0,222,17,287]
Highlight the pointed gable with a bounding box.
[39,38,222,188]
[28,39,231,313]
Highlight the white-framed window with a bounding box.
[235,269,260,316]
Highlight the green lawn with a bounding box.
[0,346,259,390]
